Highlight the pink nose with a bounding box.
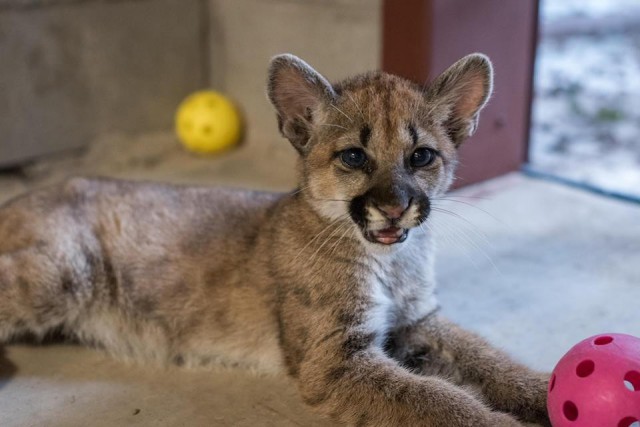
[378,205,407,220]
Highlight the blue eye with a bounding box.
[410,148,436,168]
[340,148,367,169]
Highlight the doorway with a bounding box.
[529,0,640,200]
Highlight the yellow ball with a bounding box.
[175,91,242,154]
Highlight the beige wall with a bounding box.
[0,0,382,185]
[0,0,205,167]
[208,0,382,184]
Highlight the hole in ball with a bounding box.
[202,125,213,135]
[623,371,640,391]
[594,336,613,345]
[576,360,595,378]
[563,401,579,421]
[549,374,556,392]
[619,417,640,427]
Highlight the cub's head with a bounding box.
[268,54,492,246]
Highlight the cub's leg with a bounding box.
[0,246,81,341]
[282,317,524,426]
[0,188,104,344]
[387,314,550,426]
[0,233,94,342]
[0,180,203,364]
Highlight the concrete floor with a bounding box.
[1,134,639,426]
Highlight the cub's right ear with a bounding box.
[424,53,493,147]
[267,54,336,154]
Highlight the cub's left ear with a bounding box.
[267,54,336,155]
[425,53,493,147]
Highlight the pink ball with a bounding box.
[548,333,640,427]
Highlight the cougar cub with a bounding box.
[0,54,550,426]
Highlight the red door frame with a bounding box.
[383,0,540,188]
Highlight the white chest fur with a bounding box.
[362,234,439,347]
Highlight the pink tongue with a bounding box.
[375,227,401,238]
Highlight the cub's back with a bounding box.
[0,177,284,270]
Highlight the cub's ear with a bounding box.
[425,53,493,147]
[268,54,336,154]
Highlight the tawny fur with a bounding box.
[0,54,550,426]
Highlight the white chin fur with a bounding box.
[311,199,349,222]
[308,181,350,221]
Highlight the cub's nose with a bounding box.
[377,201,410,220]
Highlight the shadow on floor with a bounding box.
[0,346,17,389]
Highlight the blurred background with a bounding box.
[0,0,533,197]
[530,0,640,200]
[1,2,639,426]
[2,0,637,202]
[0,0,384,196]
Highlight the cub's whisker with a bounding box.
[291,213,349,263]
[440,194,490,201]
[306,221,351,270]
[330,104,354,123]
[427,212,501,275]
[290,184,314,196]
[420,220,483,270]
[326,224,357,260]
[311,198,350,203]
[318,123,348,131]
[345,92,365,122]
[430,206,492,246]
[433,197,503,225]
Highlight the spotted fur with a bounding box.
[0,54,549,426]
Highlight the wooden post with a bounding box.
[383,0,540,187]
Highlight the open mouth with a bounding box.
[365,226,409,245]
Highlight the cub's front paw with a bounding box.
[527,373,552,426]
[500,371,551,425]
